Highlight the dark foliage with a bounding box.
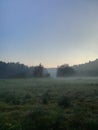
[73,59,98,77]
[57,64,75,77]
[41,90,51,104]
[0,61,29,78]
[0,61,49,78]
[58,95,71,108]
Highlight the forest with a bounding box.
[1,59,98,79]
[0,61,49,78]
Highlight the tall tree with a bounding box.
[33,64,44,77]
[57,64,75,77]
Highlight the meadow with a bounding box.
[0,77,98,130]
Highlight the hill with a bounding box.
[73,59,98,76]
[48,59,98,77]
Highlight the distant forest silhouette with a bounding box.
[0,59,98,78]
[0,61,49,78]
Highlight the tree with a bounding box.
[33,64,44,77]
[0,61,28,78]
[57,64,75,77]
[0,61,50,78]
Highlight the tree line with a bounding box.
[0,61,75,78]
[0,61,50,78]
[1,60,98,78]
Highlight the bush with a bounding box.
[58,96,71,108]
[41,91,51,104]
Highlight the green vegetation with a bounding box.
[0,78,98,129]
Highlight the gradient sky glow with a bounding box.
[0,0,98,67]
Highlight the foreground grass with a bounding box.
[0,78,98,130]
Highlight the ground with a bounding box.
[0,77,98,130]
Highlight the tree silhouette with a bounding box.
[57,64,75,77]
[33,64,44,77]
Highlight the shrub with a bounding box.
[58,95,71,108]
[41,91,50,104]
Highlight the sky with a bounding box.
[0,0,98,67]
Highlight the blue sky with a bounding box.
[0,0,98,67]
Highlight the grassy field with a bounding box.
[0,77,98,130]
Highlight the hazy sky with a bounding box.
[0,0,98,67]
